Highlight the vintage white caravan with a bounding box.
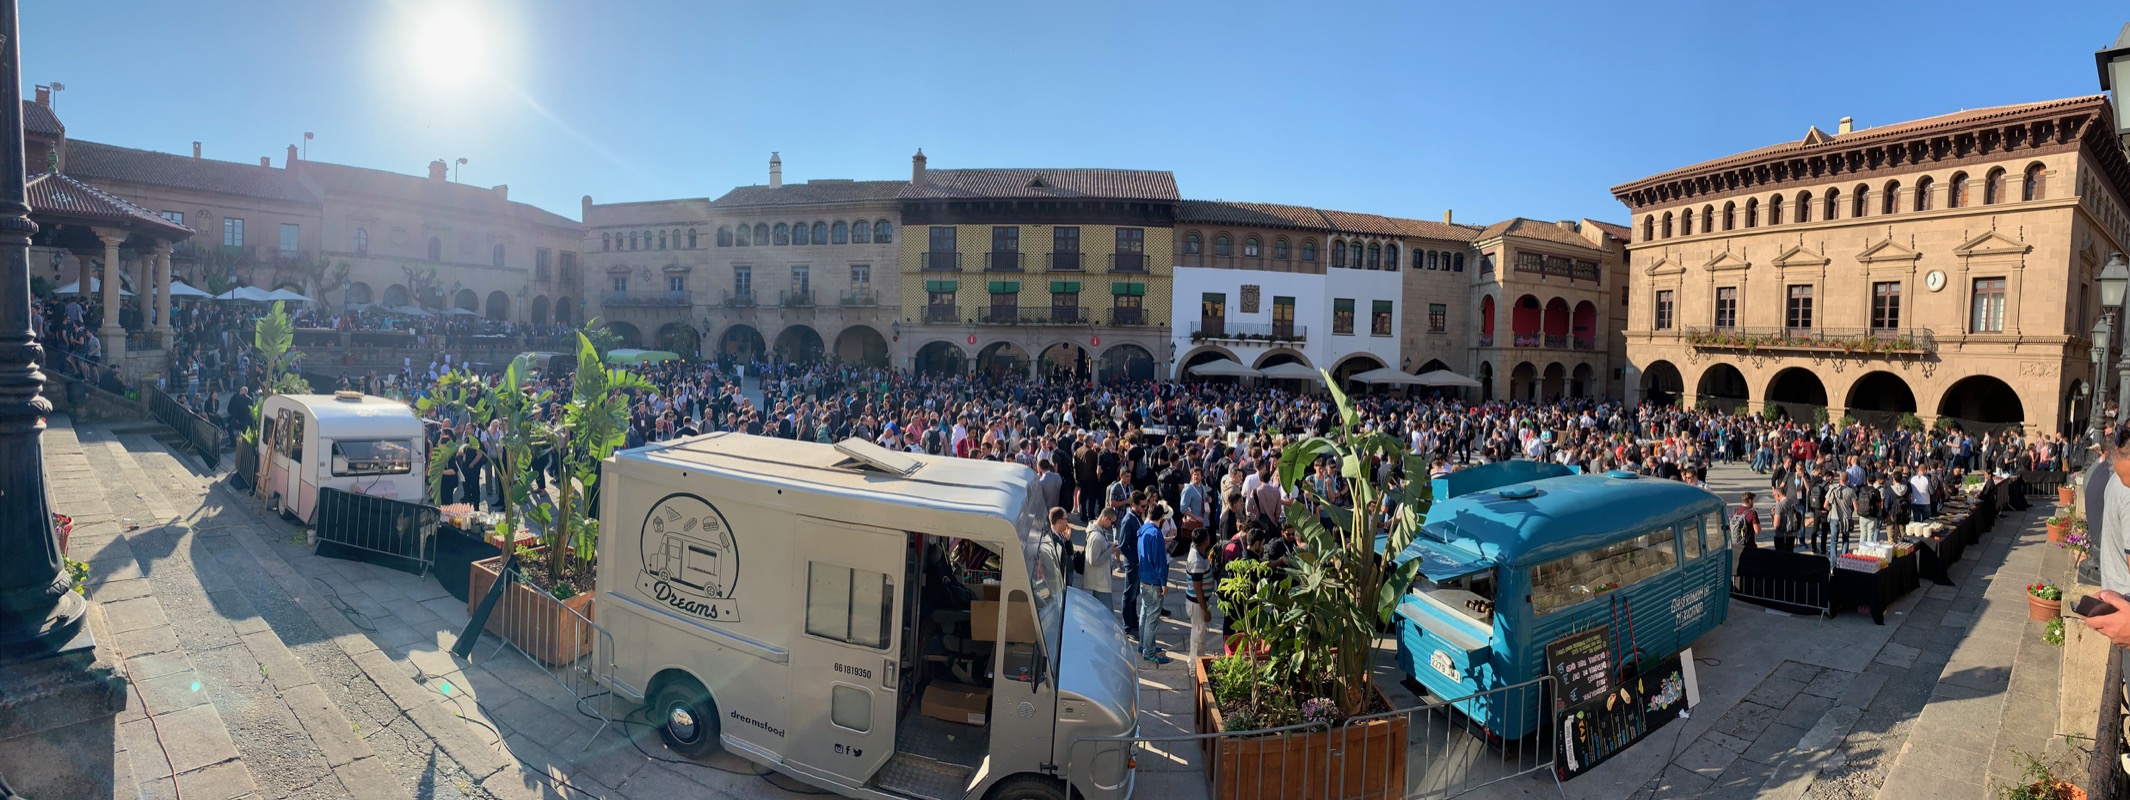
[256,392,426,522]
[597,433,1139,800]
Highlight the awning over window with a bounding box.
[1050,281,1081,293]
[988,281,1020,293]
[1112,282,1146,296]
[924,280,957,292]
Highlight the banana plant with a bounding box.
[528,332,652,585]
[244,300,310,447]
[418,355,552,561]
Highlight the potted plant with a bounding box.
[1194,370,1424,800]
[2045,513,2073,544]
[2026,581,2063,621]
[2058,479,2078,508]
[2062,524,2090,570]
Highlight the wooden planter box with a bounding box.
[468,554,595,668]
[1192,656,1408,800]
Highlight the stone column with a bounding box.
[95,228,126,364]
[153,245,173,346]
[72,248,85,299]
[134,250,150,333]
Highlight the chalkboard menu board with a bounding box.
[1543,625,1612,708]
[1552,644,1702,782]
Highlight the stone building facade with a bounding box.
[1468,218,1630,401]
[1612,95,2130,435]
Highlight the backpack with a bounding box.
[1860,485,1882,518]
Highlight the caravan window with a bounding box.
[805,562,893,649]
[1528,528,1678,616]
[276,409,304,461]
[1679,518,1703,560]
[1704,510,1728,553]
[331,439,415,477]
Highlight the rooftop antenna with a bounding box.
[454,157,467,183]
[303,131,313,160]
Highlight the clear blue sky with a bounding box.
[22,1,2130,226]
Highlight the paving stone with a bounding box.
[1771,661,1820,685]
[1705,755,1781,800]
[1702,730,1751,755]
[1872,642,1920,669]
[1774,692,1835,730]
[133,668,213,716]
[1835,670,1889,710]
[1710,701,1783,742]
[1742,722,1809,764]
[88,575,157,603]
[1745,675,1809,709]
[102,596,171,634]
[1674,734,1743,778]
[123,650,194,682]
[135,759,259,800]
[239,629,317,692]
[1891,738,1989,785]
[281,682,376,769]
[119,703,241,778]
[1796,667,1856,700]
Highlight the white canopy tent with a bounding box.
[53,278,131,297]
[1187,359,1262,378]
[1258,361,1325,382]
[262,288,313,303]
[1412,368,1483,388]
[382,305,434,317]
[212,286,274,302]
[1350,366,1432,385]
[165,281,212,298]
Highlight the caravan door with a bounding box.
[787,517,902,784]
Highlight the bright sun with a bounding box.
[407,6,488,89]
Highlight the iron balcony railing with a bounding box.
[1544,334,1568,349]
[1110,252,1148,273]
[986,251,1024,272]
[1108,307,1146,326]
[723,290,756,308]
[1478,334,1495,347]
[1574,336,1596,350]
[780,290,815,308]
[840,289,878,307]
[923,251,961,271]
[604,290,690,306]
[1050,251,1083,271]
[981,306,1087,325]
[924,304,959,323]
[1190,321,1306,342]
[1681,326,1937,354]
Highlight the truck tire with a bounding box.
[648,676,722,760]
[986,774,1067,800]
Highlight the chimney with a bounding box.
[912,148,926,185]
[1838,116,1854,134]
[191,141,202,160]
[285,144,298,171]
[769,152,782,189]
[1443,209,1453,224]
[492,184,508,202]
[33,85,48,106]
[428,159,448,182]
[260,156,271,168]
[581,195,593,220]
[1556,220,1577,231]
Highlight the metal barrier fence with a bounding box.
[464,557,621,748]
[2020,470,2068,499]
[1068,675,1564,799]
[148,386,224,470]
[1731,570,1832,618]
[312,487,437,577]
[232,440,259,493]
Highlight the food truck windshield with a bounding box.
[1021,483,1066,672]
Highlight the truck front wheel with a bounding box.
[987,774,1067,800]
[648,676,722,760]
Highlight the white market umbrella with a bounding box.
[262,288,313,303]
[445,306,480,316]
[384,305,434,317]
[212,286,273,302]
[1258,362,1325,382]
[1188,359,1262,378]
[166,281,212,298]
[53,279,132,297]
[1412,368,1482,388]
[1351,366,1431,385]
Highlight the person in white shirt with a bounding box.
[1082,508,1119,619]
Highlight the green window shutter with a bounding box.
[1112,282,1146,296]
[1050,281,1080,293]
[925,280,957,292]
[988,280,1020,293]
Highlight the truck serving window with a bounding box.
[1528,527,1678,616]
[805,562,893,649]
[331,439,415,477]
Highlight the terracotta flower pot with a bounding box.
[2060,486,2078,506]
[2028,594,2062,622]
[2047,522,2064,543]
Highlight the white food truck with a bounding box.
[597,433,1139,800]
[256,392,426,522]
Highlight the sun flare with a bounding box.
[406,6,488,89]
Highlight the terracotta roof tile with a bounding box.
[22,101,60,138]
[901,168,1179,201]
[1588,220,1632,241]
[28,172,193,238]
[1475,218,1602,251]
[296,161,578,228]
[1179,200,1481,242]
[65,139,317,204]
[714,180,907,208]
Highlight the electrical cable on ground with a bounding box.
[311,575,377,631]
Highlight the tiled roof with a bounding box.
[901,168,1179,201]
[64,139,317,204]
[714,180,907,208]
[22,101,60,137]
[1178,200,1481,242]
[1587,220,1632,241]
[28,171,194,238]
[1381,216,1485,242]
[296,161,579,228]
[1475,218,1602,251]
[1613,95,2104,195]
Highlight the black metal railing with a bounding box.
[923,251,962,271]
[149,386,223,470]
[982,306,1086,325]
[1190,321,1306,342]
[1110,252,1148,273]
[986,251,1024,272]
[1544,334,1567,349]
[1109,307,1146,326]
[604,290,690,306]
[925,304,960,323]
[1681,326,1937,354]
[724,290,756,308]
[780,290,815,308]
[1050,251,1082,271]
[840,289,878,307]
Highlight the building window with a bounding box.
[1200,293,1226,330]
[1367,242,1382,269]
[1713,287,1736,329]
[1983,168,2005,205]
[1785,284,1813,330]
[927,289,955,313]
[851,219,871,243]
[160,210,184,225]
[1682,208,1695,235]
[1333,298,1355,335]
[1745,199,1758,228]
[718,225,734,247]
[1273,238,1289,259]
[831,221,848,244]
[353,227,368,254]
[278,223,299,254]
[1853,185,1868,218]
[492,243,506,266]
[992,226,1019,252]
[791,265,810,297]
[1272,296,1295,336]
[1184,233,1202,255]
[1702,204,1714,233]
[1797,191,1813,223]
[667,275,686,293]
[1386,244,1399,270]
[989,288,1018,316]
[1769,195,1784,225]
[812,222,827,244]
[1427,252,1438,271]
[658,231,667,250]
[1053,226,1080,252]
[734,266,752,297]
[793,222,810,246]
[1243,237,1260,257]
[754,223,769,245]
[1654,290,1674,330]
[1371,300,1393,336]
[1052,289,1078,315]
[224,217,245,247]
[1884,180,1901,214]
[1922,175,1942,210]
[1643,216,1655,241]
[427,236,442,261]
[611,275,627,293]
[1300,240,1316,262]
[1214,235,1231,257]
[1723,202,1736,230]
[559,251,575,283]
[536,248,551,280]
[2023,163,2046,201]
[873,220,892,243]
[1332,240,1347,267]
[1971,278,2006,332]
[1823,189,1839,221]
[1453,253,1464,272]
[1428,303,1447,333]
[850,264,870,287]
[928,226,957,270]
[686,228,698,248]
[1662,213,1673,238]
[774,223,790,245]
[1871,281,1901,330]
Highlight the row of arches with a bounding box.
[1471,361,1600,402]
[343,282,574,324]
[1644,162,2048,241]
[716,220,893,247]
[918,340,1160,383]
[1177,346,1395,387]
[1478,294,1599,347]
[599,321,891,367]
[1637,360,2028,429]
[603,228,699,252]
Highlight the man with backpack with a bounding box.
[1857,472,1885,544]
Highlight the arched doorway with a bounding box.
[554,297,576,326]
[1766,367,1829,420]
[976,341,1027,380]
[774,325,825,363]
[1844,371,1918,428]
[486,290,510,321]
[1571,301,1597,350]
[606,321,644,349]
[1640,360,1683,406]
[657,323,701,359]
[1099,344,1155,384]
[1696,363,1749,412]
[718,324,765,361]
[1937,375,2025,432]
[1252,349,1309,369]
[1332,353,1386,389]
[2065,381,2089,439]
[1040,342,1090,384]
[916,341,967,377]
[1415,358,1451,374]
[1571,363,1595,398]
[1512,295,1541,344]
[346,281,374,306]
[382,284,411,308]
[1478,361,1494,401]
[1541,362,1566,399]
[1542,298,1570,347]
[454,288,478,312]
[833,325,889,367]
[1510,362,1538,401]
[530,295,550,325]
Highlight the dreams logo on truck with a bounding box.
[636,493,743,622]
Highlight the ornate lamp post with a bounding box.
[2098,22,2130,147]
[2092,253,2129,441]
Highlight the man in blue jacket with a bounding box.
[1136,503,1171,664]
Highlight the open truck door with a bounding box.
[788,516,903,785]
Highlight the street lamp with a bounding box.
[2097,22,2130,144]
[2099,252,2130,436]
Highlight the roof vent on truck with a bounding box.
[332,390,363,402]
[833,437,921,477]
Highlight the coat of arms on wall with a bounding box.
[1241,285,1260,314]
